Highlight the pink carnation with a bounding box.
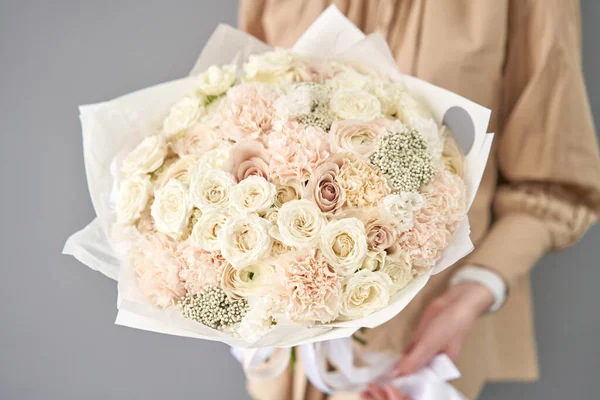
[220,83,279,141]
[419,169,467,230]
[177,239,228,295]
[278,250,341,324]
[133,234,185,309]
[396,215,451,274]
[267,122,331,184]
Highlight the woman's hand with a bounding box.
[361,282,495,399]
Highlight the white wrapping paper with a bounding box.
[63,5,493,349]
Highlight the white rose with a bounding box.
[151,179,193,238]
[221,261,276,299]
[365,80,405,116]
[121,135,167,175]
[326,67,369,90]
[243,48,296,83]
[340,270,392,320]
[116,175,152,225]
[190,210,229,251]
[320,218,368,277]
[230,176,276,214]
[380,253,415,294]
[330,89,381,120]
[381,193,424,233]
[219,213,272,269]
[197,64,236,96]
[196,143,232,171]
[361,250,386,272]
[277,199,326,248]
[189,168,235,212]
[274,180,304,207]
[163,95,206,137]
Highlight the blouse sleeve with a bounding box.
[466,0,600,284]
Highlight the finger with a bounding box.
[393,328,445,376]
[360,391,374,400]
[444,336,466,363]
[411,298,446,341]
[384,384,410,400]
[367,383,389,400]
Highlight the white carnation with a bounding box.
[163,95,206,137]
[197,64,236,96]
[396,91,433,122]
[189,168,235,212]
[219,213,272,270]
[121,135,167,175]
[409,116,444,160]
[339,270,392,320]
[116,175,152,225]
[381,193,424,233]
[320,218,368,277]
[151,179,193,238]
[238,296,280,342]
[365,79,405,116]
[190,210,229,251]
[330,88,381,120]
[230,176,276,213]
[277,200,326,248]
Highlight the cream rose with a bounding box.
[230,176,276,214]
[121,135,168,175]
[320,218,368,277]
[274,180,304,207]
[221,261,276,299]
[380,253,414,293]
[326,67,369,90]
[197,64,236,96]
[163,95,206,137]
[116,175,152,225]
[188,168,235,212]
[243,48,296,84]
[339,270,392,320]
[381,193,425,233]
[330,89,381,120]
[329,119,386,157]
[277,200,326,248]
[219,213,272,269]
[361,250,386,272]
[190,210,229,251]
[170,124,219,158]
[151,179,193,238]
[196,143,232,172]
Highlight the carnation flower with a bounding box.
[116,175,152,225]
[133,234,184,309]
[320,218,368,277]
[243,48,296,84]
[330,88,381,120]
[274,84,314,121]
[381,192,425,233]
[267,122,331,184]
[339,270,392,320]
[219,213,272,269]
[274,180,304,207]
[163,95,206,137]
[380,252,415,293]
[221,261,276,299]
[225,140,271,182]
[188,168,235,212]
[151,179,193,239]
[238,296,280,342]
[170,124,219,158]
[337,153,391,208]
[121,135,168,175]
[220,83,279,141]
[278,250,341,324]
[196,64,236,96]
[305,162,346,215]
[419,169,466,229]
[229,175,276,213]
[408,116,444,161]
[396,91,433,123]
[397,215,452,273]
[365,79,406,116]
[329,119,387,157]
[190,210,229,251]
[177,240,228,294]
[277,199,326,248]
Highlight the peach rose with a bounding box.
[224,140,271,182]
[170,124,219,158]
[305,162,346,215]
[329,119,387,157]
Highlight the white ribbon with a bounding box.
[232,337,467,400]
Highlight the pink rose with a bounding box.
[224,140,271,182]
[305,162,346,215]
[329,119,387,157]
[170,124,219,158]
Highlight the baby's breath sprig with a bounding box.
[178,286,249,330]
[368,128,436,192]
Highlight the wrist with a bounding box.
[450,265,508,313]
[455,282,495,317]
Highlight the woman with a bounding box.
[239,1,600,399]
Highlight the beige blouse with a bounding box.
[239,0,600,399]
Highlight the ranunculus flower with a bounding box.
[230,175,276,214]
[274,180,304,207]
[277,199,326,248]
[243,48,296,84]
[177,239,228,294]
[380,252,415,294]
[225,140,271,182]
[116,175,152,225]
[188,168,235,212]
[339,270,392,320]
[278,250,341,324]
[330,88,381,120]
[150,179,193,239]
[170,124,219,158]
[219,213,272,270]
[361,250,386,272]
[305,162,346,215]
[190,210,229,251]
[320,218,368,277]
[221,261,276,299]
[121,135,168,175]
[163,95,206,137]
[329,119,387,157]
[197,64,236,96]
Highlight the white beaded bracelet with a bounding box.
[449,265,507,313]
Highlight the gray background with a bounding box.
[1,1,599,399]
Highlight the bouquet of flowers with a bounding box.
[64,6,492,348]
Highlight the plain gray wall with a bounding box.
[1,1,599,399]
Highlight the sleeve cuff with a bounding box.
[450,265,507,312]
